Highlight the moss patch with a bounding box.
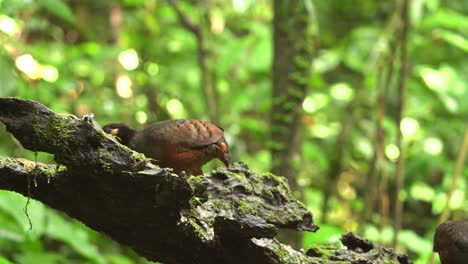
[98,147,113,172]
[38,114,75,154]
[236,200,256,215]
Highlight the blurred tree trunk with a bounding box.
[168,0,220,124]
[270,0,316,248]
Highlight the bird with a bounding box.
[433,220,468,264]
[102,119,230,176]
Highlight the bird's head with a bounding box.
[103,123,136,146]
[216,137,231,167]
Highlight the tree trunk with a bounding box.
[271,0,316,247]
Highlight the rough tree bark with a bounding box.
[271,0,317,248]
[0,98,411,264]
[271,0,313,189]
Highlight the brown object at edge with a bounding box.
[433,220,468,264]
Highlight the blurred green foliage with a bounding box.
[0,0,467,263]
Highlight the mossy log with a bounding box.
[0,98,411,264]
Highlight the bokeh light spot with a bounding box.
[135,111,147,124]
[232,0,251,12]
[115,74,133,99]
[0,15,19,35]
[41,65,59,82]
[330,82,354,101]
[302,97,316,113]
[118,49,139,71]
[15,54,40,80]
[385,144,400,161]
[166,99,185,118]
[146,63,159,76]
[401,117,419,139]
[423,137,443,155]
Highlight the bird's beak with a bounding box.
[222,152,231,168]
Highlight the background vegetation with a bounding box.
[0,0,467,263]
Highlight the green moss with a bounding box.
[281,101,296,110]
[293,54,310,69]
[270,126,289,135]
[131,152,146,161]
[289,72,308,85]
[263,189,275,200]
[271,242,311,263]
[210,200,231,211]
[97,148,113,172]
[40,114,75,153]
[305,244,339,260]
[187,174,204,183]
[272,95,287,105]
[38,165,56,177]
[263,172,288,186]
[0,157,13,166]
[269,141,285,152]
[38,164,63,184]
[271,112,293,123]
[188,217,204,233]
[33,108,40,140]
[230,172,246,181]
[264,210,277,221]
[190,197,203,207]
[187,175,206,190]
[187,217,212,241]
[273,244,289,263]
[223,172,253,194]
[236,200,256,215]
[288,85,307,101]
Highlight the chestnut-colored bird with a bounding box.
[103,119,230,175]
[433,220,468,264]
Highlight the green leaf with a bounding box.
[418,66,446,92]
[421,9,468,31]
[14,252,65,264]
[45,211,105,264]
[0,191,46,240]
[435,29,468,52]
[38,0,76,25]
[0,54,16,97]
[410,182,435,202]
[398,230,432,254]
[0,210,25,243]
[217,35,250,76]
[0,256,12,264]
[246,39,272,72]
[303,223,342,245]
[303,143,328,171]
[106,254,135,264]
[246,24,272,73]
[343,27,379,72]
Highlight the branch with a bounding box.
[167,0,220,123]
[167,0,200,36]
[0,98,411,264]
[392,0,410,248]
[439,128,468,223]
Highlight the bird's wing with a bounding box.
[143,119,224,150]
[452,221,468,252]
[434,220,468,252]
